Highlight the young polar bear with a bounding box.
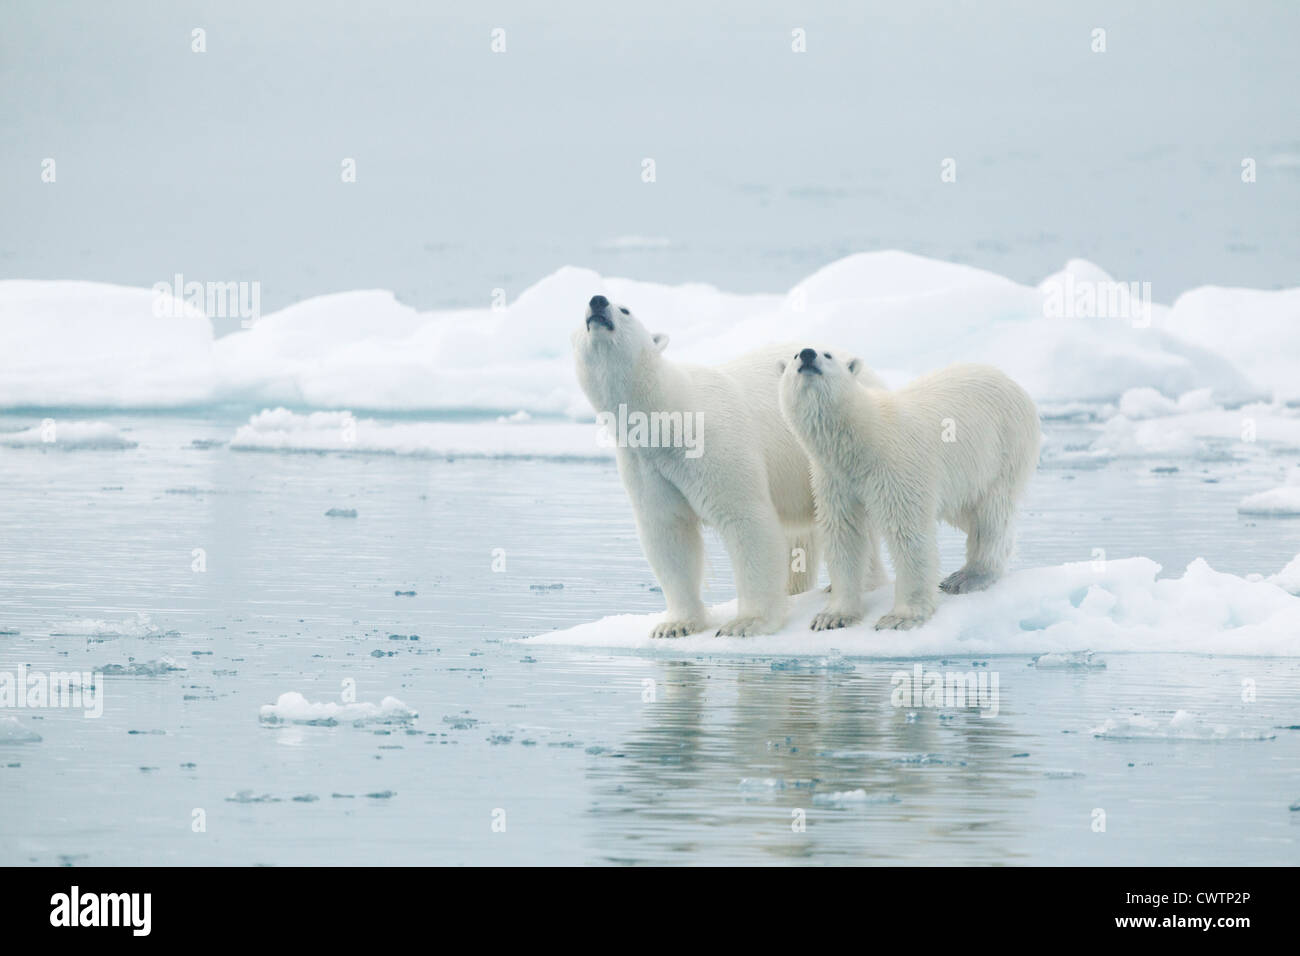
[778,348,1040,631]
[572,296,885,638]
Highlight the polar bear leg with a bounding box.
[876,517,939,630]
[864,527,890,590]
[811,488,869,630]
[626,466,709,638]
[940,499,1015,594]
[716,508,788,636]
[786,529,820,595]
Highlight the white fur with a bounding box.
[779,352,1040,631]
[572,301,884,638]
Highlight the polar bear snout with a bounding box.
[586,295,615,331]
[796,348,822,374]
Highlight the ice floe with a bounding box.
[52,613,178,639]
[521,555,1300,657]
[230,408,610,460]
[258,691,418,726]
[1239,473,1300,516]
[0,421,137,450]
[1090,710,1276,741]
[0,716,42,744]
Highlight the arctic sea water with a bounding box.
[0,413,1297,866]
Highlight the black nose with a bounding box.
[799,348,817,364]
[589,295,609,312]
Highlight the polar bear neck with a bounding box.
[580,346,682,416]
[793,380,884,469]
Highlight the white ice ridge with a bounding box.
[258,691,418,726]
[1238,469,1300,516]
[0,421,137,449]
[230,408,612,460]
[2,253,1297,411]
[521,555,1300,658]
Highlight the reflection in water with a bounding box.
[586,659,1036,864]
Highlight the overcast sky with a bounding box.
[3,0,1297,319]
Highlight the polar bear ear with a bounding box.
[847,358,862,376]
[651,333,670,353]
[777,359,787,374]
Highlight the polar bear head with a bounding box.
[572,295,670,405]
[777,347,864,427]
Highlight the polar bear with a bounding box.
[572,296,885,638]
[778,349,1040,631]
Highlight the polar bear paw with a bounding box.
[650,619,705,639]
[939,568,997,594]
[874,608,931,630]
[715,616,772,637]
[810,610,862,631]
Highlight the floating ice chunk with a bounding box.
[100,657,188,676]
[812,789,901,807]
[1116,386,1218,420]
[1117,387,1180,419]
[1090,710,1276,741]
[892,753,966,766]
[1239,484,1300,517]
[1031,650,1106,669]
[770,650,854,672]
[231,408,612,461]
[1091,415,1206,458]
[258,691,418,726]
[53,613,177,639]
[0,421,137,449]
[225,790,280,803]
[0,716,42,744]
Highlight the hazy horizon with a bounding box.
[4,0,1298,323]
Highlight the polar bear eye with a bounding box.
[823,352,832,359]
[619,307,629,315]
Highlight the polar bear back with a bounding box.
[880,362,1040,517]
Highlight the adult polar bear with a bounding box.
[779,348,1039,631]
[572,295,885,638]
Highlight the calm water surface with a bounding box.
[0,413,1297,865]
